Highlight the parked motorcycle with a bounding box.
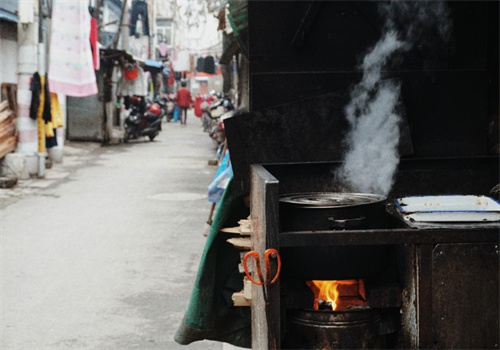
[207,96,234,146]
[124,97,163,142]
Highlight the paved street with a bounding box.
[0,113,232,349]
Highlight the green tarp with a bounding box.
[175,178,251,348]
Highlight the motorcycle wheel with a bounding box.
[124,130,131,143]
[149,132,157,141]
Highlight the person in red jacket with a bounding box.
[176,80,193,125]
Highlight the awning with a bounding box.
[100,49,135,64]
[0,9,18,23]
[145,59,164,69]
[226,0,248,57]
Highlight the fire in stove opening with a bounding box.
[306,279,369,311]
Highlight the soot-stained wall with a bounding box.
[246,1,499,158]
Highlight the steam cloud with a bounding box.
[335,1,452,196]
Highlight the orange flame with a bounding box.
[306,279,366,310]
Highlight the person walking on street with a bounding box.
[176,80,193,125]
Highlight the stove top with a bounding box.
[279,192,387,209]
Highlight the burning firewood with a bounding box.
[318,299,333,311]
[307,279,369,311]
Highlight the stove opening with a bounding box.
[307,279,369,311]
[283,277,402,349]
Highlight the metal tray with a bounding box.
[394,195,500,222]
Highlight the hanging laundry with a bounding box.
[157,42,168,61]
[48,92,63,148]
[41,76,58,149]
[173,50,190,72]
[34,75,51,124]
[124,63,139,81]
[31,74,58,150]
[48,0,98,97]
[50,93,64,129]
[120,66,148,97]
[29,73,42,120]
[129,0,150,37]
[196,57,205,72]
[168,62,175,86]
[90,17,100,70]
[45,129,57,148]
[204,56,216,74]
[41,76,51,124]
[162,67,171,93]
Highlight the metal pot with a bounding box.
[279,192,390,279]
[279,192,388,231]
[285,308,383,349]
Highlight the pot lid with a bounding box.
[279,192,386,209]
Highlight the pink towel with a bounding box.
[48,0,98,97]
[158,42,168,57]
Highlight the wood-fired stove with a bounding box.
[248,160,499,349]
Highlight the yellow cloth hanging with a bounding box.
[50,93,64,128]
[45,122,55,137]
[37,75,46,153]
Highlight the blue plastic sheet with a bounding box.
[208,152,232,203]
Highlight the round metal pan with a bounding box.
[279,192,390,279]
[279,192,387,231]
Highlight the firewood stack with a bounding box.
[222,216,253,307]
[0,84,18,159]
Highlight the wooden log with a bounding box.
[0,100,9,112]
[232,291,252,307]
[0,108,13,123]
[0,137,17,158]
[243,277,253,300]
[226,237,252,250]
[220,227,242,234]
[0,135,16,146]
[1,83,18,117]
[221,215,253,235]
[238,252,249,274]
[0,123,16,140]
[0,132,16,145]
[220,225,251,236]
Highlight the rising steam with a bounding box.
[335,1,452,196]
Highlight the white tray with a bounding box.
[395,195,500,222]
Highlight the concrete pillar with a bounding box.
[16,13,39,159]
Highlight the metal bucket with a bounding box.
[285,308,382,349]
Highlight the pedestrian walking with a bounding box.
[176,80,193,125]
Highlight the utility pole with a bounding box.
[16,0,41,173]
[121,0,130,51]
[113,0,129,50]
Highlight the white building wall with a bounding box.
[0,22,18,84]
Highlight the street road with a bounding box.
[1,114,232,349]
